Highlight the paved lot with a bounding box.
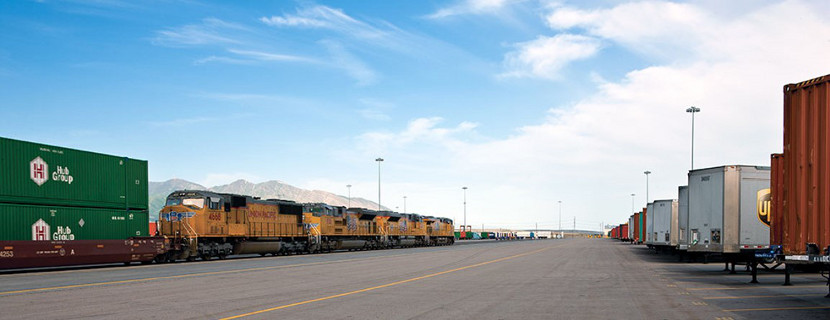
[1,238,828,319]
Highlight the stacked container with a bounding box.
[0,137,150,241]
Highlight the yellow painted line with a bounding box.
[704,294,819,300]
[220,246,553,320]
[687,285,826,291]
[724,306,830,312]
[673,274,782,280]
[0,251,425,296]
[0,242,525,295]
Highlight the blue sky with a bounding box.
[2,0,829,230]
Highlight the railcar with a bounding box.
[157,190,454,261]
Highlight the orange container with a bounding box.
[769,153,784,247]
[780,74,830,255]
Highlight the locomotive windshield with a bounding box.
[165,197,205,209]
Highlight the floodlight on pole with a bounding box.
[347,184,352,208]
[375,158,384,211]
[686,106,701,170]
[462,187,468,231]
[558,200,562,238]
[644,171,651,204]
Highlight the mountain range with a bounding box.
[148,179,386,220]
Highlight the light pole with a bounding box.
[403,195,407,213]
[347,184,352,208]
[644,171,651,204]
[558,200,562,238]
[462,187,468,231]
[375,158,383,211]
[686,106,701,170]
[630,193,635,213]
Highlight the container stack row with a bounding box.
[0,137,151,241]
[0,137,160,269]
[608,73,830,295]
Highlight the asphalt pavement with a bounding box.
[1,238,828,319]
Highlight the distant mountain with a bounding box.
[148,178,386,220]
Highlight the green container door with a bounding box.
[0,203,147,241]
[0,137,148,210]
[126,210,150,237]
[126,159,148,210]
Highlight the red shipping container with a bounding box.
[149,222,158,236]
[770,153,784,247]
[780,74,830,255]
[621,224,629,240]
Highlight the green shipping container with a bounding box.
[0,137,148,210]
[481,232,489,239]
[0,203,149,241]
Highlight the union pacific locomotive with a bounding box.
[157,190,455,262]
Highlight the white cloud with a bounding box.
[427,0,522,19]
[358,117,478,155]
[320,40,378,86]
[153,18,246,47]
[501,34,602,79]
[227,49,318,63]
[351,0,830,229]
[261,6,389,40]
[358,98,394,121]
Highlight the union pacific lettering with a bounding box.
[246,210,278,219]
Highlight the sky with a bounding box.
[1,0,829,231]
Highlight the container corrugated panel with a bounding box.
[0,203,150,241]
[687,165,770,253]
[633,212,640,242]
[781,74,830,255]
[678,186,689,249]
[126,159,148,210]
[621,224,629,240]
[769,153,784,248]
[645,203,655,244]
[651,200,674,246]
[0,137,148,210]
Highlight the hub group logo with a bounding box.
[29,156,74,186]
[30,157,48,186]
[32,219,50,241]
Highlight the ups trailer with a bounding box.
[687,165,770,269]
[650,199,678,253]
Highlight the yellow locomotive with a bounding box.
[157,190,454,261]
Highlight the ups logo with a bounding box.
[757,189,771,227]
